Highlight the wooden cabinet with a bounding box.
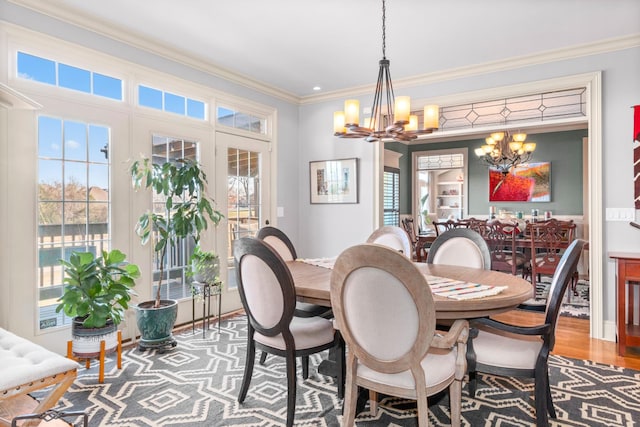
[436,181,463,220]
[609,252,640,356]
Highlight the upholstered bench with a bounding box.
[0,328,78,426]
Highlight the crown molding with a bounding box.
[301,34,640,105]
[8,0,299,104]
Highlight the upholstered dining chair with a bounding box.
[330,243,468,427]
[401,217,420,260]
[467,239,586,427]
[366,225,413,259]
[427,228,491,270]
[256,226,331,318]
[484,220,528,276]
[233,237,344,427]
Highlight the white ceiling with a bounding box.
[15,0,640,100]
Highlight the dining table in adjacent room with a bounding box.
[287,259,534,319]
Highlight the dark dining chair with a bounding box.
[484,220,528,276]
[527,219,578,292]
[467,239,586,427]
[427,228,491,270]
[331,243,468,427]
[233,237,344,427]
[401,217,420,261]
[256,226,331,318]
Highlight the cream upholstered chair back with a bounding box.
[331,243,467,427]
[332,244,435,373]
[366,225,413,260]
[256,226,297,261]
[233,237,295,334]
[427,228,491,270]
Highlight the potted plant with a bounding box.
[130,157,223,350]
[188,245,220,284]
[56,249,140,357]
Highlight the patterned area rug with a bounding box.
[519,278,590,318]
[38,315,638,426]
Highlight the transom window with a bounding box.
[37,116,111,330]
[217,106,267,135]
[138,85,206,120]
[17,52,123,101]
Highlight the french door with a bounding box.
[215,131,271,298]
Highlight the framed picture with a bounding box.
[310,158,359,204]
[489,162,551,202]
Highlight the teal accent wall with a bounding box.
[387,129,587,216]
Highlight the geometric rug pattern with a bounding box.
[520,279,591,319]
[37,315,639,426]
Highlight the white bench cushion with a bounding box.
[0,327,79,392]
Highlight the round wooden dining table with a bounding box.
[288,260,533,320]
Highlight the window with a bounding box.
[37,116,111,330]
[217,106,267,135]
[383,167,400,226]
[138,85,206,120]
[151,135,198,300]
[414,149,467,224]
[17,52,123,100]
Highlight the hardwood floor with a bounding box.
[493,310,640,371]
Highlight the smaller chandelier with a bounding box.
[474,131,536,174]
[332,0,439,143]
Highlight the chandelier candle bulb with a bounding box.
[344,99,360,126]
[407,115,418,131]
[394,96,411,123]
[424,105,439,129]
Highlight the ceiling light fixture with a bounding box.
[333,0,439,143]
[474,131,536,175]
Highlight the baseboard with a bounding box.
[602,320,617,342]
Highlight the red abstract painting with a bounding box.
[489,162,551,202]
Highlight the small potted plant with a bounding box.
[188,245,220,284]
[56,249,140,357]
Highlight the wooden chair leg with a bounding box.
[238,335,256,403]
[369,390,378,416]
[98,340,106,384]
[285,348,297,427]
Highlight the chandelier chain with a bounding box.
[381,0,386,59]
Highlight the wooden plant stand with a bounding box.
[66,331,122,383]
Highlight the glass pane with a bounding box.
[187,99,205,120]
[168,139,184,162]
[64,121,87,161]
[38,202,62,226]
[164,92,185,115]
[139,85,162,109]
[64,161,87,200]
[93,73,122,100]
[88,163,109,194]
[88,125,109,163]
[88,202,108,224]
[58,63,91,93]
[217,107,234,124]
[38,160,62,200]
[17,52,56,84]
[65,202,87,225]
[38,116,62,158]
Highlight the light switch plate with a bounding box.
[606,208,635,221]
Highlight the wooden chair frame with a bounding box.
[233,237,344,427]
[331,243,468,427]
[366,225,413,259]
[467,239,586,427]
[427,228,492,270]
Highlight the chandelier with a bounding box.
[474,131,536,175]
[332,0,439,143]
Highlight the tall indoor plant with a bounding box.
[130,157,223,350]
[56,249,139,357]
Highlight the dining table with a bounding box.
[287,259,534,319]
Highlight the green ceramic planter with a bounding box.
[135,300,178,347]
